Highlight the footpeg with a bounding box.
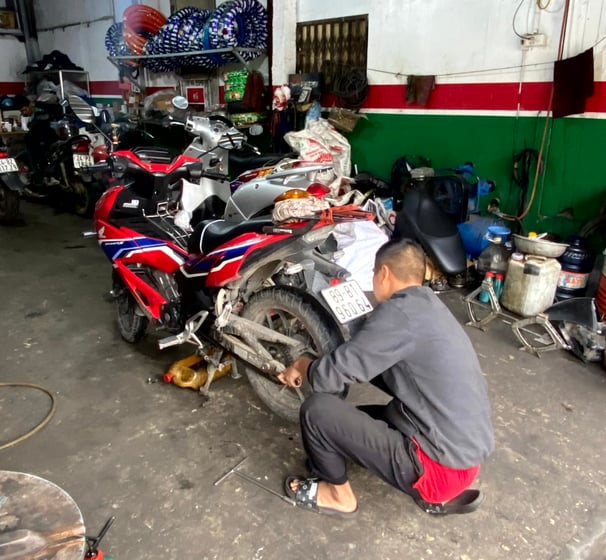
[157,310,209,350]
[158,333,185,350]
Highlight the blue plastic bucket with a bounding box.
[458,220,510,259]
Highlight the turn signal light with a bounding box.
[274,189,312,202]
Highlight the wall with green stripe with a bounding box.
[346,113,606,241]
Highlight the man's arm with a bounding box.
[308,302,413,394]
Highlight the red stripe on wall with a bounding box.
[357,81,606,113]
[90,81,125,96]
[89,80,606,113]
[0,81,25,95]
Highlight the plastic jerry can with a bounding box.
[500,256,562,316]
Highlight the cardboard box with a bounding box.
[0,10,17,29]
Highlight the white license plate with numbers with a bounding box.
[0,157,18,173]
[73,154,93,168]
[321,280,373,324]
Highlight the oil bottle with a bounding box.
[163,354,232,390]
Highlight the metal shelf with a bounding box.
[108,47,264,68]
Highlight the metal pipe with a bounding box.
[14,0,40,64]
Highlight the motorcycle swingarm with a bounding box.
[158,312,309,380]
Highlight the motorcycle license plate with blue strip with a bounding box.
[321,280,373,324]
[0,158,18,173]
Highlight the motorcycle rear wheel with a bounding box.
[0,185,20,223]
[240,287,342,422]
[116,288,148,343]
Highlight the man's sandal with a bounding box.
[284,476,359,519]
[414,489,485,515]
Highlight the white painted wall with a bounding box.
[34,0,114,29]
[36,21,118,82]
[293,0,606,85]
[0,36,27,83]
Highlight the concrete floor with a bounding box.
[1,202,606,560]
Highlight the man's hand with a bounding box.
[277,356,314,388]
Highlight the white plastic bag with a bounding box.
[284,118,351,185]
[333,220,389,291]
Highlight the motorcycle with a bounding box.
[393,168,469,288]
[93,163,374,421]
[15,101,100,217]
[67,94,334,230]
[355,169,470,289]
[0,142,23,223]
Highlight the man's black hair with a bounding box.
[374,238,426,284]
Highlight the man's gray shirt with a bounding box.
[309,285,494,469]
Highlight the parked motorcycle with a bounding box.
[93,161,373,420]
[15,102,101,217]
[66,94,333,231]
[0,142,23,223]
[355,169,470,289]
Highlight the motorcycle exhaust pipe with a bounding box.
[81,230,97,238]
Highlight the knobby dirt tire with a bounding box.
[240,287,342,422]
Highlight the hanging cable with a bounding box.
[537,0,552,9]
[498,0,571,223]
[513,0,532,39]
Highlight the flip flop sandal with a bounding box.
[284,476,359,519]
[414,489,485,515]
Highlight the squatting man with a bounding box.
[278,238,494,517]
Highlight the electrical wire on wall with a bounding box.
[498,0,571,223]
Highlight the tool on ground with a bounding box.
[85,516,115,559]
[214,457,296,506]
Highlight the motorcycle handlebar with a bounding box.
[88,162,112,172]
[186,162,228,182]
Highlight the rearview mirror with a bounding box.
[172,96,189,110]
[249,124,263,136]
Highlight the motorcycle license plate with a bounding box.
[0,157,18,173]
[73,154,93,168]
[321,280,373,324]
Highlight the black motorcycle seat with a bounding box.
[188,216,274,255]
[395,189,466,276]
[132,146,175,164]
